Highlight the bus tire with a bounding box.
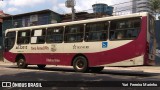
[73,56,88,72]
[90,67,104,73]
[37,65,46,69]
[17,57,28,68]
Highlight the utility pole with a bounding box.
[65,0,76,21]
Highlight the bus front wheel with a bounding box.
[73,56,88,72]
[37,65,46,69]
[17,58,28,68]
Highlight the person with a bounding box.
[117,32,124,39]
[110,31,115,40]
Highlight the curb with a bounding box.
[0,61,160,73]
[105,66,160,73]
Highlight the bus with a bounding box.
[4,12,156,72]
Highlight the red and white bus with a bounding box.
[4,12,156,72]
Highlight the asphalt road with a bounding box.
[0,64,160,90]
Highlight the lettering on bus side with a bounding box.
[46,58,60,63]
[73,44,89,49]
[16,45,27,49]
[31,46,49,50]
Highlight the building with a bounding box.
[0,11,10,36]
[0,11,9,46]
[62,12,90,22]
[2,9,61,35]
[132,0,152,13]
[0,10,10,61]
[62,11,112,22]
[1,9,61,55]
[92,3,114,16]
[62,3,113,22]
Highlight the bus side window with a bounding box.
[17,30,30,44]
[64,24,84,43]
[109,18,141,40]
[46,27,63,43]
[85,22,108,42]
[31,29,46,44]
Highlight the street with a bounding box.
[0,62,160,90]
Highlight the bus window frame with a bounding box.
[109,17,141,41]
[46,26,64,44]
[64,24,84,43]
[5,31,16,50]
[84,21,109,42]
[149,15,155,36]
[17,30,31,45]
[30,28,46,44]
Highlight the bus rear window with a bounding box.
[5,31,16,51]
[149,15,155,35]
[17,30,30,44]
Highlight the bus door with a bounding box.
[155,20,160,65]
[148,15,157,64]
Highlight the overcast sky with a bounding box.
[0,0,130,15]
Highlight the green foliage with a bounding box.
[149,0,160,14]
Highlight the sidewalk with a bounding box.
[0,61,160,73]
[105,66,160,73]
[0,61,15,65]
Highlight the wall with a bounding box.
[2,12,61,32]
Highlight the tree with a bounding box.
[149,0,160,17]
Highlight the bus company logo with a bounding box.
[2,82,11,87]
[51,45,56,52]
[73,44,89,49]
[102,42,108,48]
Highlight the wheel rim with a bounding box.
[76,59,85,70]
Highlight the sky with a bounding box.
[0,0,129,15]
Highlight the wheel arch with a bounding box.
[71,53,89,66]
[15,54,26,62]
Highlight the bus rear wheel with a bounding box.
[73,56,88,72]
[17,58,28,68]
[89,67,104,73]
[37,65,46,69]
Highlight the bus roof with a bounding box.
[6,12,149,32]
